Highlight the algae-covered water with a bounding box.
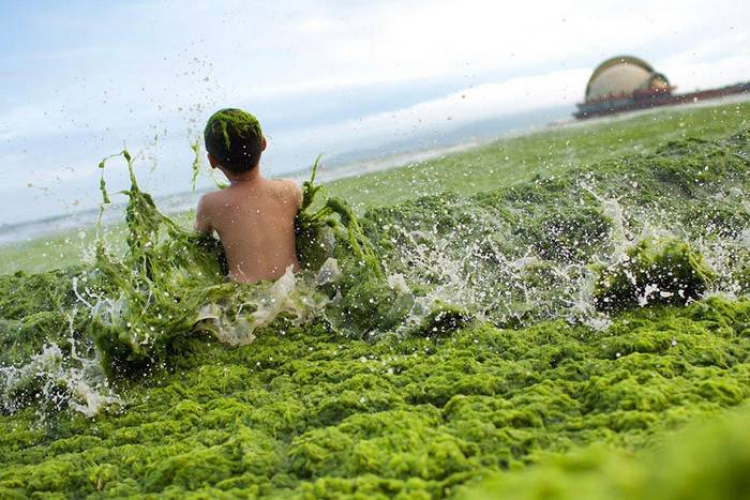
[2,102,750,498]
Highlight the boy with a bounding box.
[195,108,302,283]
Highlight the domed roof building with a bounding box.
[574,55,750,120]
[585,56,671,103]
[575,55,674,118]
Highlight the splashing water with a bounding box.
[365,132,750,329]
[0,338,120,418]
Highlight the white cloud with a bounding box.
[657,31,750,91]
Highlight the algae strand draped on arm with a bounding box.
[294,155,422,335]
[295,154,383,280]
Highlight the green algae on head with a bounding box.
[204,108,263,173]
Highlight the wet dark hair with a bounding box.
[204,108,263,174]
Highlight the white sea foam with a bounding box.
[0,340,122,418]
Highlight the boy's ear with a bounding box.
[261,136,267,152]
[207,153,219,169]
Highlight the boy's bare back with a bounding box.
[196,108,301,284]
[196,177,301,283]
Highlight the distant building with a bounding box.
[574,55,750,119]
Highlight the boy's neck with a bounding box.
[226,165,262,185]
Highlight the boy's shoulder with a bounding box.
[268,178,302,203]
[196,188,231,217]
[269,177,300,189]
[198,189,224,206]
[199,180,300,209]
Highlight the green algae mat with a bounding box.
[3,102,750,498]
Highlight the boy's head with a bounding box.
[204,108,265,174]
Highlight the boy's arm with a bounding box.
[194,195,213,234]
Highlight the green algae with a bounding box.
[465,405,750,500]
[296,154,382,278]
[3,118,750,496]
[594,238,715,311]
[2,297,750,497]
[295,155,418,336]
[190,138,201,191]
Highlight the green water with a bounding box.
[2,102,750,498]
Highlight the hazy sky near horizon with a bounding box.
[1,0,748,225]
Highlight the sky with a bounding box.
[0,0,748,225]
